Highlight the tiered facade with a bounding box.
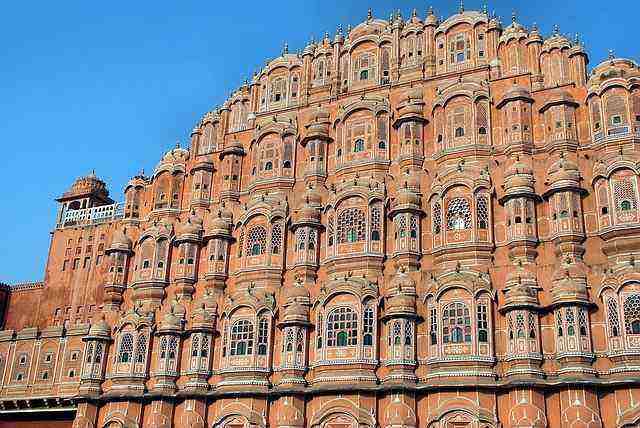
[2,6,640,428]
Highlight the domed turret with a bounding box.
[190,303,216,332]
[281,281,311,325]
[205,210,233,240]
[87,315,111,339]
[155,145,189,173]
[293,186,323,226]
[384,269,417,318]
[107,227,133,253]
[502,263,540,310]
[158,306,184,334]
[545,155,582,192]
[175,212,204,243]
[503,158,536,197]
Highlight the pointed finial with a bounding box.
[283,42,288,55]
[608,49,615,60]
[459,0,464,13]
[428,5,434,16]
[482,3,488,15]
[532,22,539,32]
[511,10,517,23]
[337,24,343,35]
[310,34,315,45]
[574,33,580,45]
[175,140,181,148]
[324,31,329,41]
[412,8,417,18]
[347,24,352,33]
[553,24,560,35]
[367,8,373,22]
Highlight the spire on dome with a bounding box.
[511,10,517,23]
[608,48,615,60]
[459,0,464,13]
[367,7,373,22]
[553,24,560,35]
[282,42,289,55]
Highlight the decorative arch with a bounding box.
[309,397,376,428]
[212,402,266,428]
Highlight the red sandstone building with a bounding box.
[1,5,640,428]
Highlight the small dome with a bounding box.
[385,270,417,317]
[176,213,204,242]
[107,228,132,253]
[281,283,311,324]
[160,146,189,165]
[497,86,533,108]
[503,159,535,194]
[394,186,421,208]
[385,396,417,427]
[424,7,438,26]
[59,171,111,202]
[190,304,216,331]
[158,308,183,333]
[88,316,110,338]
[206,210,233,239]
[284,282,310,302]
[220,139,245,159]
[293,186,323,226]
[546,155,581,188]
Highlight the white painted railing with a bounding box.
[57,203,124,229]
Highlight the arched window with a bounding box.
[327,307,358,347]
[354,139,365,152]
[337,208,366,243]
[86,343,94,363]
[191,335,200,357]
[246,226,267,256]
[430,308,438,345]
[230,320,254,356]
[95,343,103,363]
[565,308,576,336]
[624,294,640,335]
[476,196,489,229]
[432,202,442,234]
[455,127,465,137]
[118,333,133,363]
[607,298,621,337]
[363,306,374,346]
[257,318,269,355]
[613,179,637,214]
[135,334,147,364]
[308,230,316,250]
[271,222,283,254]
[404,320,413,345]
[327,216,334,246]
[360,70,368,80]
[442,302,471,344]
[370,207,381,241]
[264,161,273,171]
[391,321,402,346]
[477,303,489,342]
[447,198,471,230]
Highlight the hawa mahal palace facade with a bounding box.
[1,4,640,428]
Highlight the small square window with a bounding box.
[612,115,622,124]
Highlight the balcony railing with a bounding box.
[57,203,124,229]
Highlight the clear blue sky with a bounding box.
[0,1,637,283]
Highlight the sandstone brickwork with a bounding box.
[2,6,640,428]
